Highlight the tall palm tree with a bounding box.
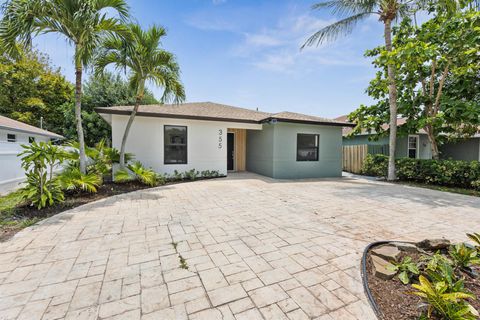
[0,0,129,174]
[302,0,412,181]
[95,24,185,168]
[302,0,470,181]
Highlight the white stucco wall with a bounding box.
[111,115,262,176]
[0,129,51,194]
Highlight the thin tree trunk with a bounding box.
[384,19,398,181]
[75,64,87,174]
[425,126,440,160]
[119,80,145,168]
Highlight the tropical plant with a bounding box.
[114,168,132,183]
[410,275,478,319]
[18,141,66,208]
[171,170,184,181]
[184,169,199,181]
[466,233,480,249]
[387,256,419,284]
[0,0,129,174]
[422,253,466,293]
[448,243,480,270]
[58,167,101,193]
[127,161,157,186]
[95,23,185,168]
[20,173,64,209]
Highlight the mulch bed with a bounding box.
[0,181,153,242]
[366,248,480,320]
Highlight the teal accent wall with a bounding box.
[246,122,343,179]
[246,125,274,177]
[343,134,432,159]
[440,138,479,161]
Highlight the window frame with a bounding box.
[407,135,419,159]
[7,133,16,142]
[164,125,188,165]
[296,133,320,162]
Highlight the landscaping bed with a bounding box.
[363,237,480,319]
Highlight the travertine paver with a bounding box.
[1,172,480,319]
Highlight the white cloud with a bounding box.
[212,0,226,5]
[232,13,369,74]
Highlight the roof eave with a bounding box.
[95,108,262,124]
[263,117,356,127]
[0,125,64,139]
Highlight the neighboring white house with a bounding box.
[0,115,63,194]
[97,102,354,179]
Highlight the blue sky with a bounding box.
[31,0,387,118]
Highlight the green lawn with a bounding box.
[0,190,40,239]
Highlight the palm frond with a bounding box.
[302,12,372,48]
[312,0,376,17]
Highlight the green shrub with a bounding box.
[58,168,102,193]
[18,141,67,209]
[128,162,157,186]
[184,169,199,181]
[114,168,133,183]
[362,155,480,189]
[20,173,64,209]
[361,154,388,176]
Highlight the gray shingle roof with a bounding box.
[0,115,64,139]
[96,102,354,127]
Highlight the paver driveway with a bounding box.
[1,173,480,320]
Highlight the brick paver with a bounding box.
[1,172,480,319]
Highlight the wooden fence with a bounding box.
[342,144,389,174]
[343,145,368,174]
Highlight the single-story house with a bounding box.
[97,102,354,179]
[439,134,480,161]
[335,115,433,159]
[0,115,64,194]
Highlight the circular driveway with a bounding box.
[1,173,480,319]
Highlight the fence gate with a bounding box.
[342,145,368,174]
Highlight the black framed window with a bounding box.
[29,137,35,143]
[7,134,16,142]
[297,134,319,161]
[164,125,187,164]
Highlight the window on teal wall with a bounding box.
[297,134,319,161]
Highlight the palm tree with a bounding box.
[302,0,470,181]
[0,0,129,174]
[302,0,413,181]
[95,24,185,168]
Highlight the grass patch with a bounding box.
[397,181,480,197]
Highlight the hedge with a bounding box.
[362,154,480,190]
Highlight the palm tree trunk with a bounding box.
[384,19,398,181]
[75,65,87,174]
[119,80,145,168]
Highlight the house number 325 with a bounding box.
[218,129,223,149]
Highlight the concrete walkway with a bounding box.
[1,172,479,320]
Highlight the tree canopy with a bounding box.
[349,10,480,159]
[0,48,73,134]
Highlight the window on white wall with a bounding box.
[164,125,187,164]
[297,134,319,161]
[7,134,16,142]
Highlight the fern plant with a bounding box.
[410,275,478,320]
[58,168,102,193]
[387,256,419,284]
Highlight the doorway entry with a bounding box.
[227,132,235,171]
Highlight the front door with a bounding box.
[227,132,234,171]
